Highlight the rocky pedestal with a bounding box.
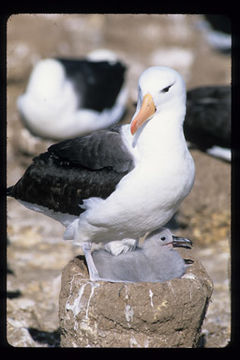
[59,248,213,348]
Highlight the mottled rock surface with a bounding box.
[59,249,213,348]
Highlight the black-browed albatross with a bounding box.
[7,66,195,281]
[185,85,231,162]
[17,49,127,140]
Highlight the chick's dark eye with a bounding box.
[161,236,166,241]
[161,85,171,93]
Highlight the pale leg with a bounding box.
[81,242,100,281]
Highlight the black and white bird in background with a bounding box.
[17,49,128,140]
[184,85,231,162]
[8,66,195,282]
[197,14,231,54]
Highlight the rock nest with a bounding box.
[59,248,213,348]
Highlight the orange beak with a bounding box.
[130,93,156,135]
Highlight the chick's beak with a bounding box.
[172,236,192,249]
[130,93,156,135]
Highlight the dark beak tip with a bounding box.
[172,236,193,249]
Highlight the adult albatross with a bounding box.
[7,66,195,281]
[184,85,231,162]
[17,49,127,140]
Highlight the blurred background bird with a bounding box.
[197,14,231,54]
[17,49,128,141]
[184,85,231,162]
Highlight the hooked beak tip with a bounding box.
[172,236,193,249]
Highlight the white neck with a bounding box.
[132,102,187,163]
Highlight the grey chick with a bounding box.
[91,228,192,283]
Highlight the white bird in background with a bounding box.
[17,49,128,140]
[8,66,195,282]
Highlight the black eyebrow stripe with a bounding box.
[161,82,175,92]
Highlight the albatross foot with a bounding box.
[104,238,139,256]
[81,242,100,281]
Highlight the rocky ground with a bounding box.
[6,14,231,347]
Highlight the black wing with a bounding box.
[184,85,231,149]
[57,58,126,112]
[48,126,133,172]
[7,126,134,216]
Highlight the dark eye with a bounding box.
[161,236,166,241]
[161,85,171,93]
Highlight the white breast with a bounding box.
[77,129,195,243]
[70,96,195,245]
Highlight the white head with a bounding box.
[131,66,186,135]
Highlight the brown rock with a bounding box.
[59,249,213,348]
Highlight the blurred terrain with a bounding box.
[7,14,231,347]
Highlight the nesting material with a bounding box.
[59,248,213,348]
